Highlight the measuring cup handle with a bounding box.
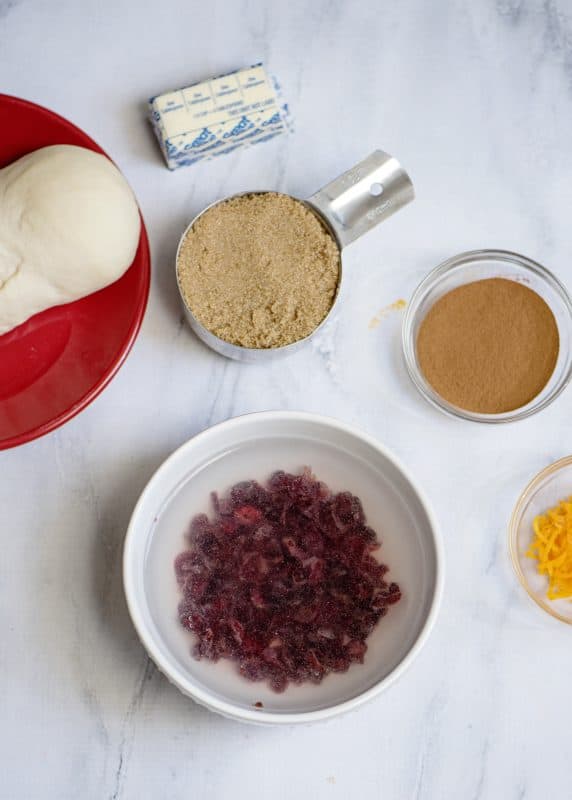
[306,150,414,248]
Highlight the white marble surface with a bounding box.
[2,0,572,797]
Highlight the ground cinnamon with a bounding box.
[416,278,559,413]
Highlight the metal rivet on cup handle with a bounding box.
[176,149,415,361]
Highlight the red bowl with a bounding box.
[0,95,151,449]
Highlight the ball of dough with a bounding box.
[0,144,141,335]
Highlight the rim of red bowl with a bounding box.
[0,95,151,450]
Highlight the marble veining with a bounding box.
[1,0,572,798]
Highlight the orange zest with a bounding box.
[527,497,572,600]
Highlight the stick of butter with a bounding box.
[149,64,291,170]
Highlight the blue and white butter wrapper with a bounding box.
[149,64,292,170]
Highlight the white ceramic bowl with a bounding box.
[123,412,443,724]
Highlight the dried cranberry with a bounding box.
[234,505,263,526]
[175,468,400,691]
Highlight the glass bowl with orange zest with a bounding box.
[510,456,572,623]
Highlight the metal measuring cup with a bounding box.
[176,150,414,361]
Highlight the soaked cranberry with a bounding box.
[175,468,401,692]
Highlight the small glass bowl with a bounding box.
[509,456,572,624]
[402,249,572,423]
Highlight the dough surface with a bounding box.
[0,144,141,335]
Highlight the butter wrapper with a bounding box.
[149,64,292,170]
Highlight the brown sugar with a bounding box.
[416,278,559,414]
[176,192,340,349]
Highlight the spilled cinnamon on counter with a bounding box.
[416,278,559,413]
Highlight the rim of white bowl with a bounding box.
[123,411,444,725]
